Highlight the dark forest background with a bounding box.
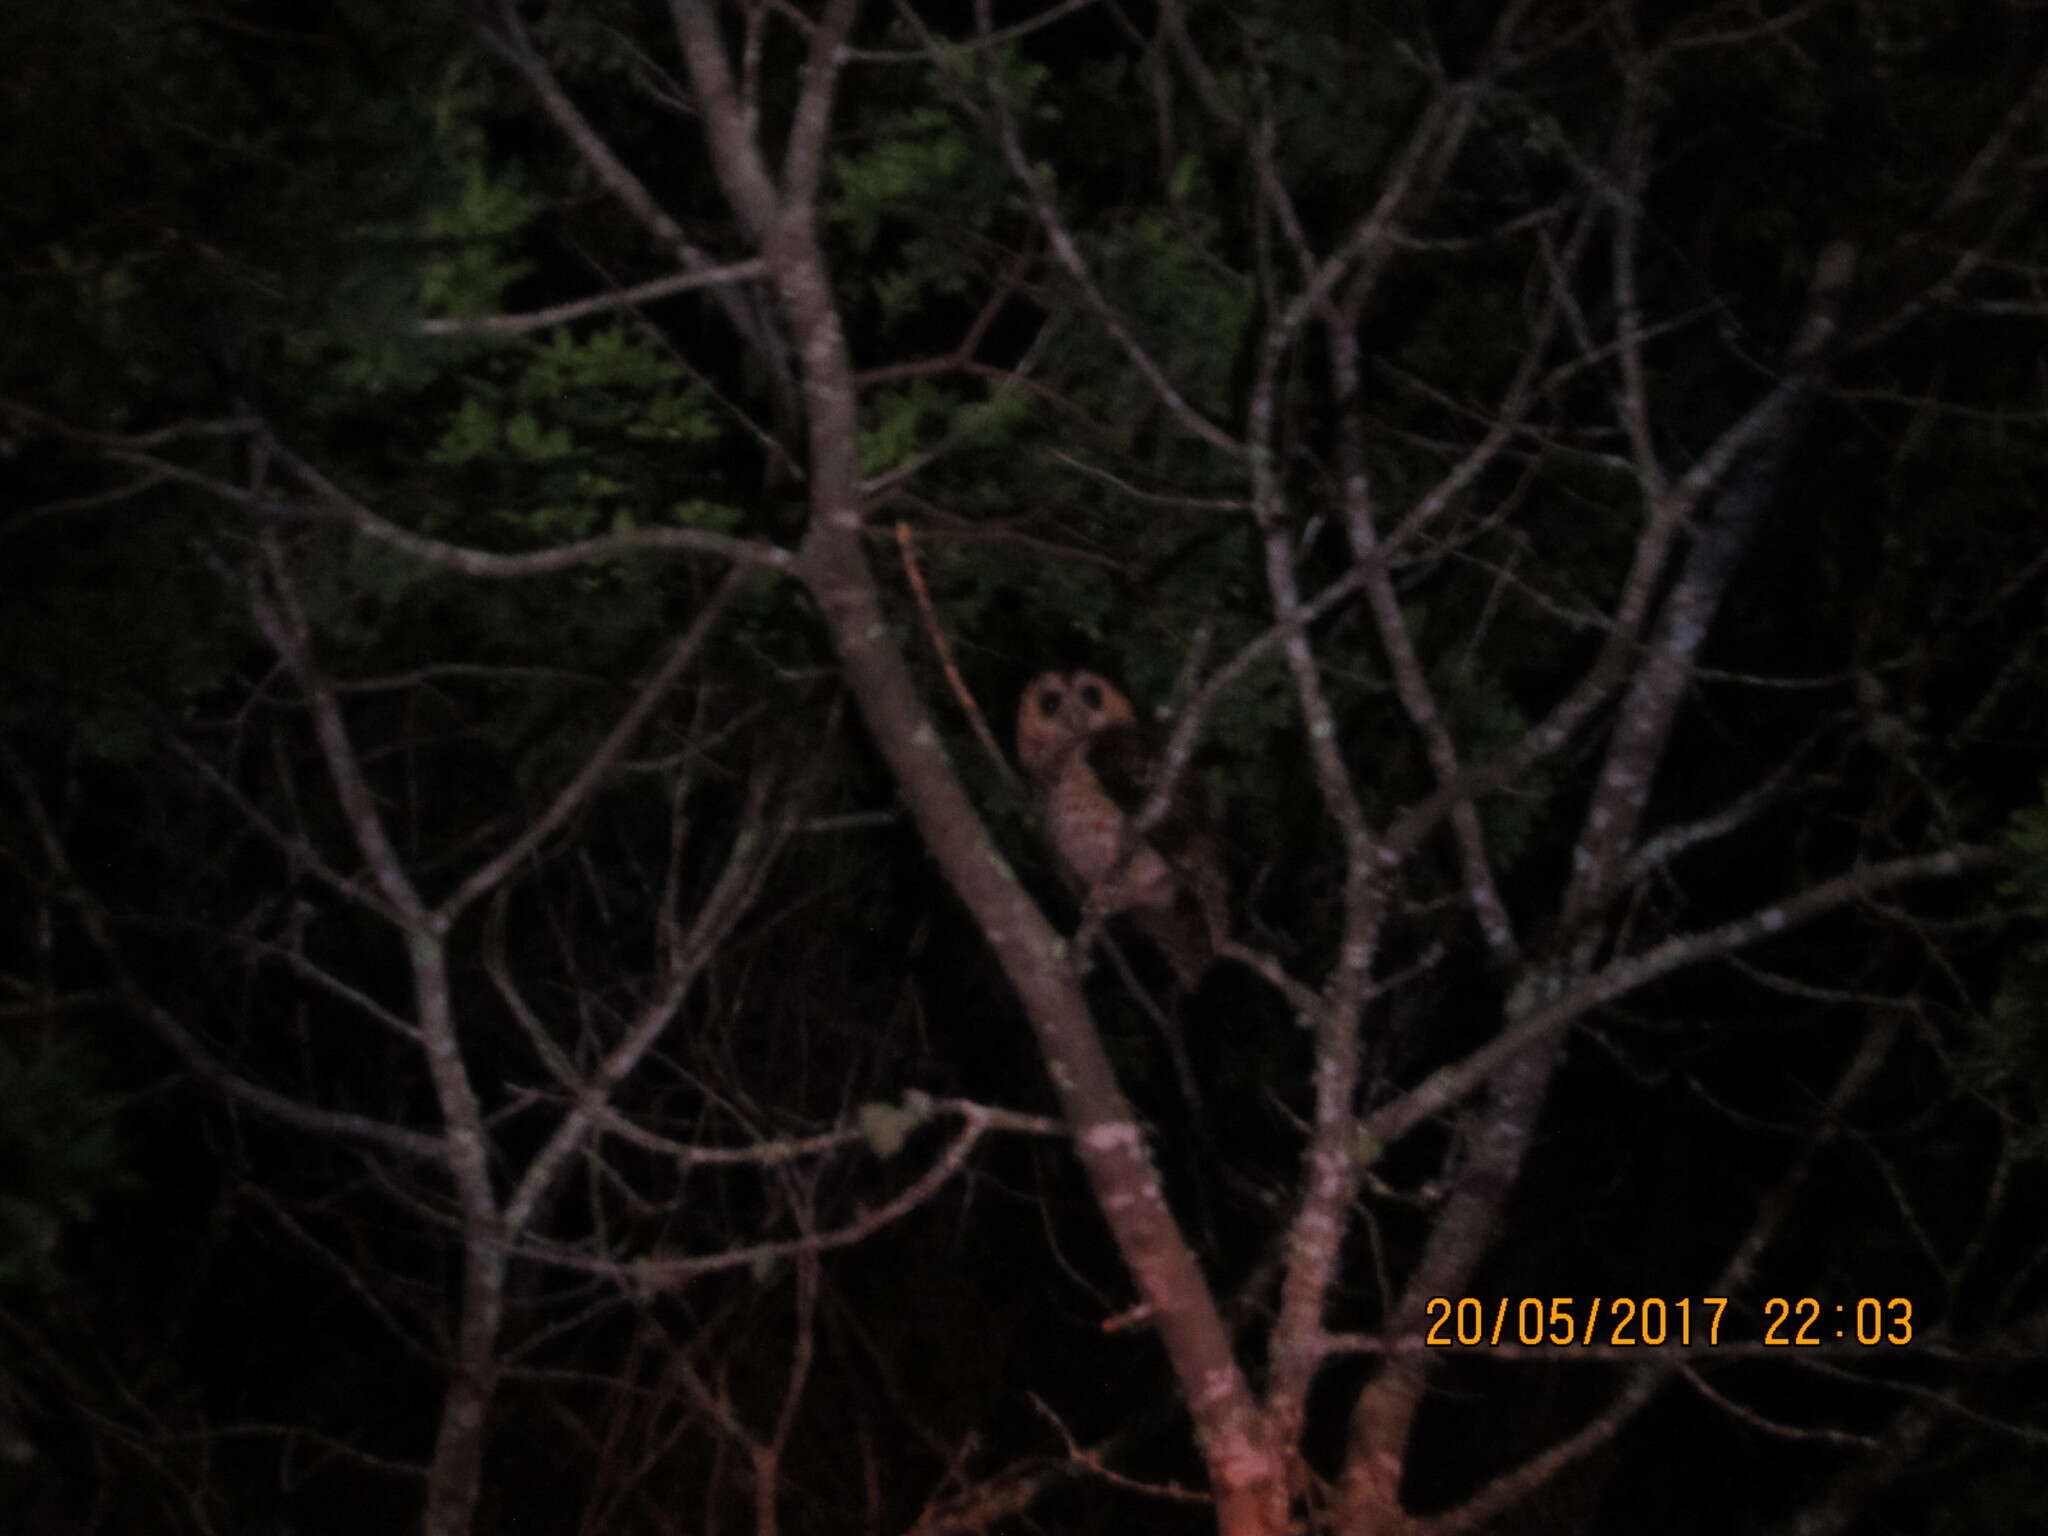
[2,2,2046,1533]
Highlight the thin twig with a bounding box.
[895,521,1019,789]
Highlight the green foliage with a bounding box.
[429,395,505,466]
[7,1,475,412]
[318,64,539,396]
[1239,8,1416,185]
[403,194,537,344]
[416,114,539,315]
[418,321,733,553]
[830,92,1010,334]
[859,382,949,477]
[1094,212,1253,417]
[833,107,976,256]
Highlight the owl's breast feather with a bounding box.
[1046,767,1177,912]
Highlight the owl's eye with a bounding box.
[1037,689,1064,718]
[1078,682,1103,710]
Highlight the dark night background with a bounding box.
[2,2,2046,1533]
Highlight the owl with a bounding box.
[1016,670,1227,990]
